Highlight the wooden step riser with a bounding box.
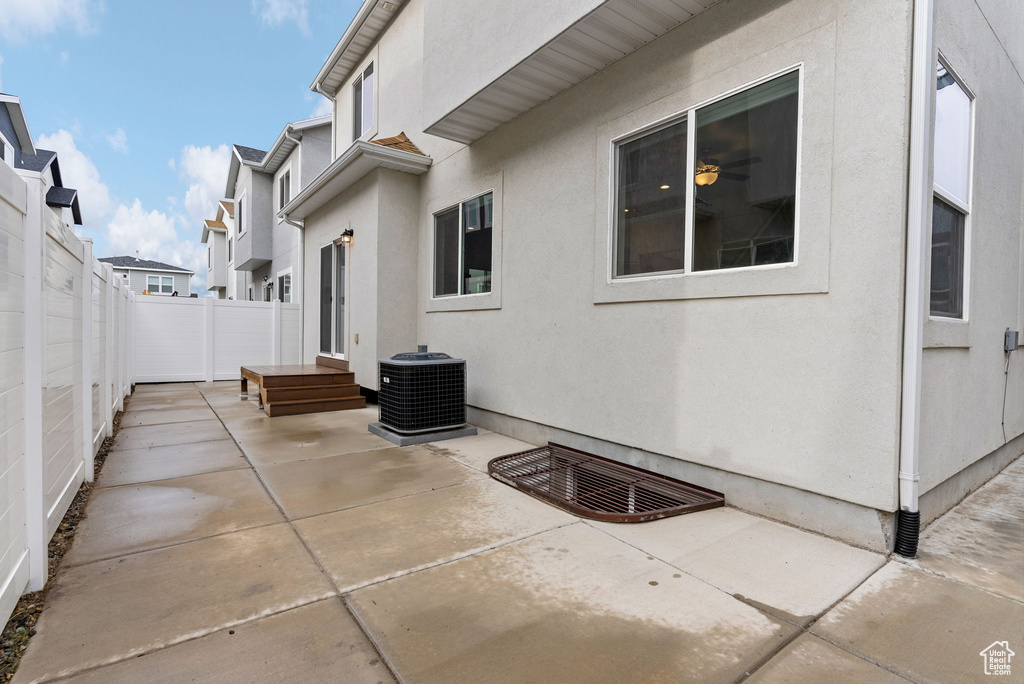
[261,373,355,388]
[263,385,362,402]
[265,396,366,417]
[315,355,350,370]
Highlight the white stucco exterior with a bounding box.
[285,0,1023,550]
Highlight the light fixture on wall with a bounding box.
[341,229,354,244]
[262,276,269,282]
[695,160,720,186]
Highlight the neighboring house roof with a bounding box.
[280,139,431,222]
[0,93,36,156]
[16,148,58,175]
[201,219,227,243]
[311,0,405,97]
[262,115,332,174]
[219,200,234,216]
[371,132,425,156]
[45,186,82,225]
[234,144,267,164]
[98,256,194,274]
[225,145,269,198]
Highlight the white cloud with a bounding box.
[178,143,230,227]
[106,127,128,153]
[251,0,308,33]
[0,0,102,43]
[60,50,69,64]
[167,157,175,170]
[36,129,113,226]
[311,96,333,118]
[105,200,207,293]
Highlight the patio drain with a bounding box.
[488,443,724,522]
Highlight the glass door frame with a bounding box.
[318,237,349,359]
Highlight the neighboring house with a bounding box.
[278,0,1023,554]
[2,93,82,232]
[219,115,332,302]
[97,256,193,296]
[202,199,249,300]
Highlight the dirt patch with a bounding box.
[0,409,124,682]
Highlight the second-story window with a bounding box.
[228,238,233,263]
[279,170,291,210]
[237,193,245,235]
[207,246,211,269]
[352,62,374,141]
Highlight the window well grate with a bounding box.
[488,443,724,523]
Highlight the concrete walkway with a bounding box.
[12,382,1023,683]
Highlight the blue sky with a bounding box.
[0,0,361,291]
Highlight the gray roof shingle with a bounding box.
[234,144,267,164]
[45,186,77,207]
[98,256,193,273]
[16,149,56,173]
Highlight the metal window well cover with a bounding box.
[488,443,724,523]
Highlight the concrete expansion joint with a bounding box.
[891,554,1024,607]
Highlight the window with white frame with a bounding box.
[352,62,374,141]
[433,192,493,297]
[0,130,14,168]
[930,61,972,319]
[207,245,212,269]
[237,192,245,235]
[279,169,291,211]
[227,238,233,263]
[278,273,291,303]
[613,69,799,278]
[320,243,346,355]
[147,275,173,294]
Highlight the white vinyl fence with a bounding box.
[0,160,133,627]
[133,297,301,383]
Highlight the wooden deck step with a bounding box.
[261,371,355,388]
[262,384,362,402]
[265,395,366,417]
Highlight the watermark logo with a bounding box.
[980,641,1015,676]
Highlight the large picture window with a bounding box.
[614,70,800,278]
[930,61,972,319]
[433,192,493,297]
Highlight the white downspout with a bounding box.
[896,0,935,557]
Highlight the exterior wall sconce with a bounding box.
[341,229,354,244]
[262,276,269,282]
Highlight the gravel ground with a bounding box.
[0,409,124,682]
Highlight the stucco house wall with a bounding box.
[296,0,1022,549]
[916,0,1024,522]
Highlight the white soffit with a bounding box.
[313,0,404,97]
[425,0,720,144]
[280,141,431,221]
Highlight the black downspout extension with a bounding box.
[894,509,920,557]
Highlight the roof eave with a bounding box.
[310,0,402,97]
[280,140,431,221]
[0,95,36,156]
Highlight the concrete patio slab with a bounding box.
[347,523,798,684]
[295,478,576,591]
[745,634,907,683]
[227,410,392,465]
[119,406,219,427]
[110,419,231,451]
[590,507,886,622]
[55,599,393,684]
[426,431,538,472]
[13,524,334,683]
[811,561,1024,683]
[98,439,247,487]
[258,446,481,520]
[64,469,284,566]
[132,382,200,393]
[124,394,209,410]
[916,471,1024,601]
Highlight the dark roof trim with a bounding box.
[45,186,82,225]
[98,256,194,273]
